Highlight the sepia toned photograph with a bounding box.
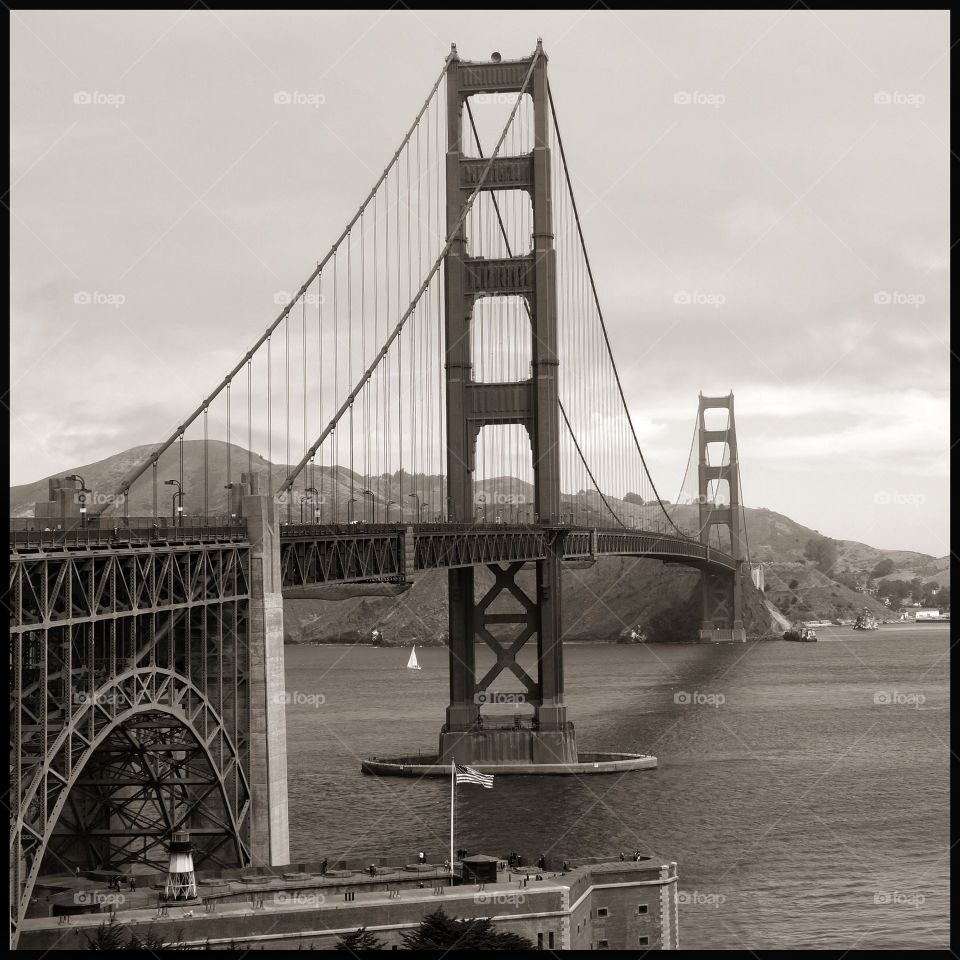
[9,8,948,951]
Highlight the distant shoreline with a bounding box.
[286,622,949,648]
[285,635,782,647]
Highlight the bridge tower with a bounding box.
[440,43,576,764]
[697,392,747,642]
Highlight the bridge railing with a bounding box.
[279,521,401,537]
[278,520,546,537]
[9,516,248,549]
[275,519,703,538]
[415,521,543,533]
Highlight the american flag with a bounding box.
[455,764,494,788]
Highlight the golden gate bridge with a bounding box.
[9,41,758,945]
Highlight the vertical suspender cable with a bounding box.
[397,149,404,514]
[285,312,291,522]
[302,292,307,517]
[247,358,252,484]
[203,407,208,519]
[333,252,338,520]
[348,230,354,515]
[178,433,184,518]
[267,336,272,497]
[226,382,231,495]
[385,167,391,516]
[362,210,368,504]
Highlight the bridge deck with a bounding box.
[10,519,734,599]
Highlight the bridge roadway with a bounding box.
[9,518,735,601]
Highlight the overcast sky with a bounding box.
[10,10,949,556]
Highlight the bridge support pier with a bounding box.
[698,568,746,642]
[243,484,291,867]
[439,551,577,766]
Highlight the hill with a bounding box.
[762,563,892,623]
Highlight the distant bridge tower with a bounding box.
[697,392,747,642]
[441,43,575,764]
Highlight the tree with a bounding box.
[84,915,127,950]
[803,535,838,575]
[127,927,186,950]
[818,538,839,574]
[336,928,385,951]
[86,916,186,951]
[876,578,910,604]
[788,579,799,591]
[623,492,646,506]
[870,558,895,579]
[401,908,534,950]
[921,581,941,606]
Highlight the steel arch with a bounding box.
[11,667,250,945]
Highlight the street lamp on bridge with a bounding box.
[164,479,183,525]
[346,497,357,524]
[305,487,320,523]
[407,492,421,523]
[65,474,89,528]
[224,483,237,519]
[362,489,375,523]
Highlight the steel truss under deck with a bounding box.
[275,523,734,587]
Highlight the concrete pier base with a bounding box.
[698,627,747,643]
[361,751,657,777]
[439,722,578,765]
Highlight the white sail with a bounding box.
[406,646,421,670]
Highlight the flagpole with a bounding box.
[449,761,455,887]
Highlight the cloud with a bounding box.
[8,10,949,555]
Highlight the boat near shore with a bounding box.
[784,627,817,642]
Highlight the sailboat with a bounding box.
[406,646,422,671]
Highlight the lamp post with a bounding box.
[164,479,183,525]
[65,474,89,528]
[362,489,375,523]
[305,487,320,523]
[386,499,397,522]
[346,497,357,524]
[407,492,421,523]
[224,483,236,519]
